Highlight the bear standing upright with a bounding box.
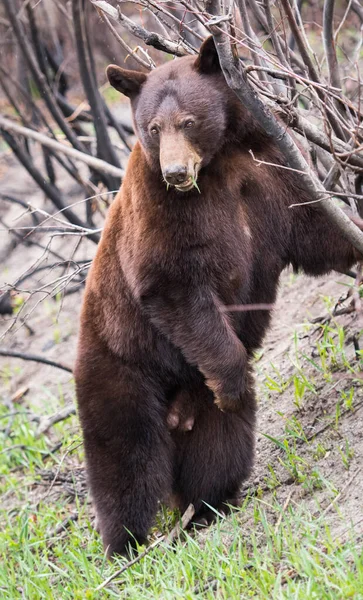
[75,37,358,557]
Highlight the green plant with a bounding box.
[338,439,354,470]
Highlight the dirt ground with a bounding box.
[1,143,363,546]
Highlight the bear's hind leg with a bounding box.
[173,382,256,525]
[75,348,172,558]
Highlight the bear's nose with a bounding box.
[164,165,188,186]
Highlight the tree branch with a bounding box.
[207,17,363,255]
[96,6,155,70]
[36,404,77,436]
[72,0,121,191]
[0,116,124,179]
[2,0,87,154]
[0,126,101,243]
[279,0,347,141]
[323,0,342,90]
[0,350,73,373]
[89,0,192,57]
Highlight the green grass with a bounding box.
[1,402,362,600]
[1,304,363,599]
[1,467,362,599]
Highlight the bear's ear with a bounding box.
[194,36,221,74]
[106,65,147,98]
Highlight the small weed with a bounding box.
[264,463,281,489]
[263,432,309,483]
[53,326,62,345]
[338,439,354,470]
[303,468,325,492]
[264,363,290,394]
[313,443,329,460]
[283,415,307,442]
[0,365,22,388]
[341,387,355,411]
[335,399,341,429]
[253,349,264,362]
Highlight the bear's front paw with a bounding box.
[209,369,247,413]
[213,393,241,413]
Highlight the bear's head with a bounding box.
[107,37,240,193]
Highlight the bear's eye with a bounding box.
[184,119,195,129]
[150,125,160,136]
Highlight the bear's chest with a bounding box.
[123,220,251,308]
[119,186,254,304]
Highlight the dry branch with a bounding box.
[90,0,192,56]
[208,10,363,255]
[323,0,342,90]
[96,7,155,70]
[0,349,73,373]
[1,127,101,244]
[72,0,122,190]
[36,404,77,436]
[322,467,362,516]
[2,0,87,154]
[96,504,195,591]
[0,116,124,180]
[279,0,347,141]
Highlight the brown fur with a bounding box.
[75,38,358,557]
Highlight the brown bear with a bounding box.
[74,37,358,557]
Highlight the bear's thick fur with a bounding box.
[75,38,358,557]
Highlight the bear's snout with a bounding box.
[163,164,188,186]
[160,131,201,192]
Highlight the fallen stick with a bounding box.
[322,467,362,516]
[36,404,76,436]
[274,489,294,534]
[0,349,73,373]
[96,504,195,591]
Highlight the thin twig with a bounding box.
[96,504,195,591]
[90,0,192,56]
[274,489,294,534]
[322,467,361,516]
[36,404,77,436]
[0,349,73,373]
[96,7,155,70]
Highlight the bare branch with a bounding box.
[0,350,73,373]
[89,0,192,56]
[0,116,124,180]
[208,17,363,254]
[323,0,342,90]
[351,0,363,24]
[96,504,195,591]
[36,405,77,436]
[279,0,347,141]
[2,0,87,154]
[95,7,155,70]
[72,0,122,190]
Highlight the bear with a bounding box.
[74,36,359,557]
